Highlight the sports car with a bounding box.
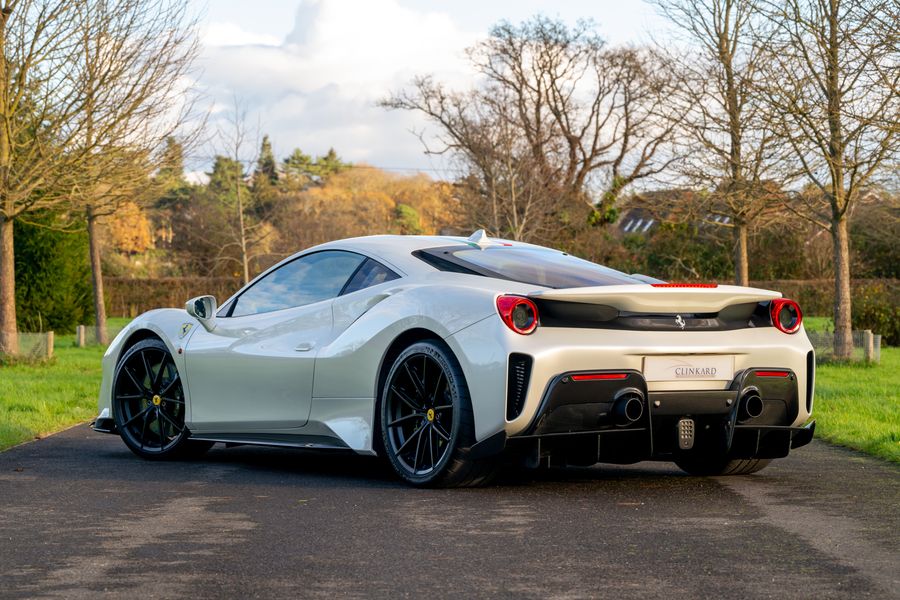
[92,231,815,486]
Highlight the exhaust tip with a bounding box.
[613,391,644,425]
[739,389,764,420]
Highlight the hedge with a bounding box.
[105,277,241,318]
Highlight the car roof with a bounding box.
[310,234,548,275]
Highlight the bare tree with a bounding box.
[757,0,899,358]
[381,17,683,242]
[0,1,96,355]
[70,0,200,344]
[651,0,787,285]
[175,100,274,284]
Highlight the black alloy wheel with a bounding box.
[112,338,211,459]
[381,340,499,487]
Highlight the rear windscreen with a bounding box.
[415,246,641,289]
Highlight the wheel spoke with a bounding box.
[403,362,428,400]
[152,355,169,391]
[123,406,151,427]
[395,426,423,455]
[160,397,184,405]
[140,351,153,391]
[432,422,450,441]
[427,426,435,471]
[388,413,423,427]
[140,410,150,450]
[123,366,145,394]
[157,409,166,447]
[157,408,184,433]
[430,370,444,403]
[390,385,422,412]
[159,373,180,397]
[117,393,144,401]
[412,425,425,472]
[433,404,452,411]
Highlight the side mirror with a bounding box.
[185,295,217,332]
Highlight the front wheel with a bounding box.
[380,340,498,487]
[112,338,212,460]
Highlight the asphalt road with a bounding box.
[1,426,898,599]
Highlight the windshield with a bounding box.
[416,246,641,289]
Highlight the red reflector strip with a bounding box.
[651,283,719,288]
[755,370,790,378]
[571,373,629,381]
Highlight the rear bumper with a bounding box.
[474,366,815,465]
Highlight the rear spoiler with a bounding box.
[529,284,781,314]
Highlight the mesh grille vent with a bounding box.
[507,353,533,420]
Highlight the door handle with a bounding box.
[294,342,315,352]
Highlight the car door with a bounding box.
[184,250,367,433]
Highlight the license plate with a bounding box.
[643,355,734,382]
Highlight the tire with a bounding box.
[675,454,771,476]
[380,340,499,487]
[112,338,211,460]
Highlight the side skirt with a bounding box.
[188,432,353,452]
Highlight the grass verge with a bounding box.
[812,346,899,463]
[0,318,130,451]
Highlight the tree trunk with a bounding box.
[236,176,249,285]
[831,216,852,359]
[0,212,18,355]
[733,222,749,287]
[86,205,108,345]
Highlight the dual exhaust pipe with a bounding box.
[609,387,762,426]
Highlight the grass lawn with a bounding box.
[813,347,899,463]
[1,317,897,463]
[0,318,130,451]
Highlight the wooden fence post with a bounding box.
[46,331,54,360]
[863,330,875,363]
[76,325,86,348]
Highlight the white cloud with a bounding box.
[193,0,478,174]
[202,22,283,47]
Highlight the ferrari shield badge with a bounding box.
[179,323,193,339]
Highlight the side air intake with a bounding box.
[506,353,533,421]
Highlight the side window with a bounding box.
[231,251,365,317]
[341,259,399,295]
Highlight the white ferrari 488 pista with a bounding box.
[93,231,815,486]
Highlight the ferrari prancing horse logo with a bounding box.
[675,315,686,330]
[179,323,193,338]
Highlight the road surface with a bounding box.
[1,425,898,599]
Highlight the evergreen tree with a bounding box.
[256,135,278,185]
[14,213,93,334]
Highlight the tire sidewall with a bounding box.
[380,341,467,485]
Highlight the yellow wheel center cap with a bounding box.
[426,408,435,422]
[152,395,162,406]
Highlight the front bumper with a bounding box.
[478,367,815,466]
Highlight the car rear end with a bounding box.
[432,239,815,470]
[492,286,815,468]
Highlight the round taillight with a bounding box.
[770,298,802,334]
[496,295,539,335]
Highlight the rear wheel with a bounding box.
[380,340,498,487]
[112,338,213,460]
[675,454,771,476]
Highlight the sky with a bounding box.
[188,0,672,178]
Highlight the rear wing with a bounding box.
[529,284,781,314]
